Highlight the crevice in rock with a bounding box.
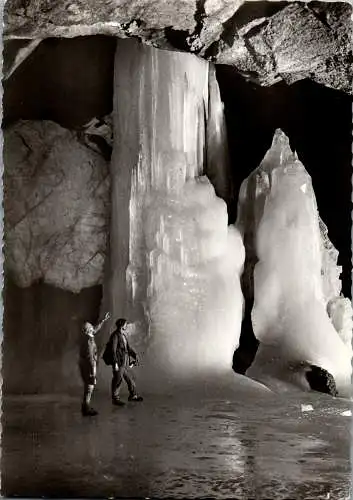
[164,27,190,52]
[304,3,332,31]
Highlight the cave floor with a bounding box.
[2,386,352,499]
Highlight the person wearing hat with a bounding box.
[103,318,143,406]
[79,312,110,416]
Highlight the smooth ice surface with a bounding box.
[104,39,244,382]
[3,391,352,499]
[245,130,352,395]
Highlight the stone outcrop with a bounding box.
[4,120,110,292]
[4,1,353,94]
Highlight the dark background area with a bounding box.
[3,279,103,394]
[3,36,117,129]
[2,35,352,393]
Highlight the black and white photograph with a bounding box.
[1,0,353,498]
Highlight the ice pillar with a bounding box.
[104,39,245,382]
[105,39,209,340]
[238,130,352,395]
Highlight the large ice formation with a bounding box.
[145,176,245,379]
[238,130,352,395]
[4,120,110,292]
[104,39,245,381]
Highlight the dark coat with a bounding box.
[110,330,137,369]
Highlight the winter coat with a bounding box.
[106,330,137,369]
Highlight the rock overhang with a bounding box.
[3,1,353,94]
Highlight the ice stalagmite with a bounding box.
[105,39,245,384]
[239,130,352,396]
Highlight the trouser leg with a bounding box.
[123,370,136,397]
[111,368,124,400]
[82,383,94,408]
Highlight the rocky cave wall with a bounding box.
[4,1,352,95]
[3,3,353,393]
[2,37,117,394]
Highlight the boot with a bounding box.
[128,394,143,402]
[112,398,125,406]
[81,405,98,416]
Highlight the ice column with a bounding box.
[239,130,352,395]
[205,65,234,207]
[105,39,245,381]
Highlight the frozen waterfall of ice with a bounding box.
[240,130,352,396]
[145,175,245,379]
[102,38,245,386]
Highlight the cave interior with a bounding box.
[2,33,352,395]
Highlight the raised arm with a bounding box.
[94,312,110,334]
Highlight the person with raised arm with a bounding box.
[79,312,110,416]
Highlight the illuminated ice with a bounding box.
[242,130,352,395]
[105,39,245,383]
[319,217,342,303]
[327,296,353,353]
[145,175,245,378]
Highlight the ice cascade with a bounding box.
[103,39,245,383]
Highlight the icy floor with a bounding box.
[2,382,352,499]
